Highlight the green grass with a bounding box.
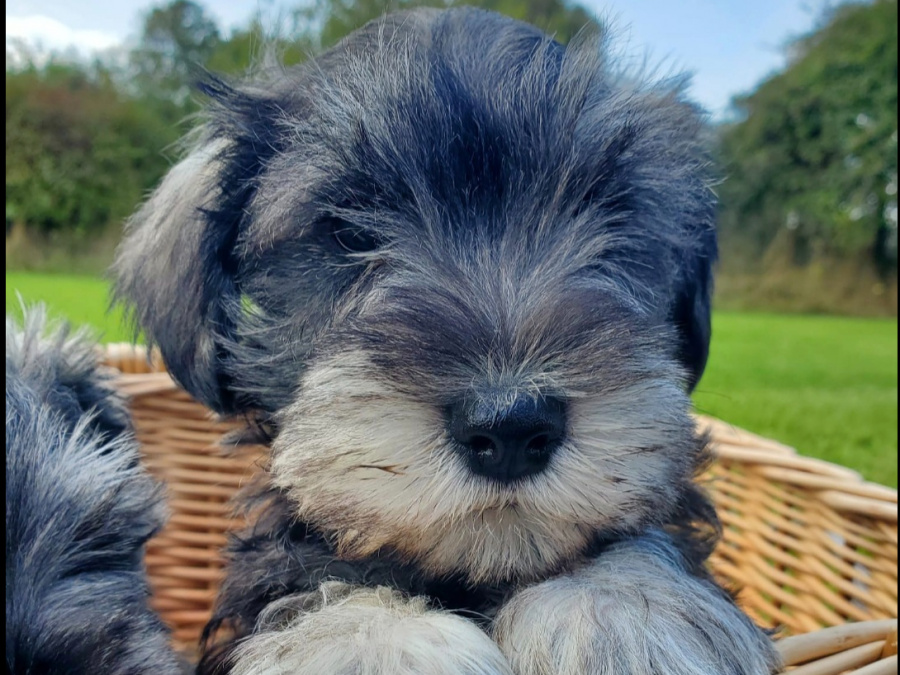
[7,272,898,487]
[6,272,133,342]
[693,312,898,487]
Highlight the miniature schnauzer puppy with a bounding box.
[114,7,781,674]
[5,309,183,674]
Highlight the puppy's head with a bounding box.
[115,8,717,583]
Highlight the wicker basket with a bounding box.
[101,343,899,673]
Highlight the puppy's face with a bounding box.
[116,9,716,583]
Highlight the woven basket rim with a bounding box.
[697,415,897,522]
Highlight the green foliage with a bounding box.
[6,60,180,236]
[718,0,899,273]
[296,0,598,50]
[457,0,597,43]
[6,273,134,342]
[130,0,221,102]
[5,0,599,242]
[693,311,898,487]
[205,18,310,75]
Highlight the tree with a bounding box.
[466,0,598,43]
[294,0,600,52]
[206,16,310,75]
[717,0,898,274]
[6,59,179,236]
[3,0,601,249]
[130,0,221,102]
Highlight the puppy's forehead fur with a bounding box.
[246,8,710,293]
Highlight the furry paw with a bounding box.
[494,531,780,675]
[231,582,513,675]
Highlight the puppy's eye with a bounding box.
[332,220,379,253]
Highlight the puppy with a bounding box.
[5,308,183,674]
[114,8,781,674]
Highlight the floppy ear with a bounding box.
[670,224,717,393]
[113,79,282,414]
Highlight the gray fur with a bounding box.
[494,530,780,674]
[6,305,131,438]
[5,309,183,674]
[113,8,776,674]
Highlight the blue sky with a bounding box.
[5,0,834,118]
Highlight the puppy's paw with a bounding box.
[231,582,513,675]
[494,531,780,675]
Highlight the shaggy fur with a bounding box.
[5,309,183,674]
[113,7,780,674]
[230,582,513,675]
[493,530,778,675]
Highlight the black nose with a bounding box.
[448,394,566,483]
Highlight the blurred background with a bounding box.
[5,0,897,486]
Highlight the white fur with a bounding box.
[230,582,512,675]
[272,350,695,583]
[493,531,780,675]
[116,138,227,282]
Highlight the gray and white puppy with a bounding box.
[115,8,780,674]
[5,309,183,674]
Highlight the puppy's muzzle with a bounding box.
[448,394,566,483]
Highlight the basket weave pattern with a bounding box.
[102,344,899,673]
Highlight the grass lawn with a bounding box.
[6,272,133,343]
[693,313,897,488]
[7,272,898,487]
